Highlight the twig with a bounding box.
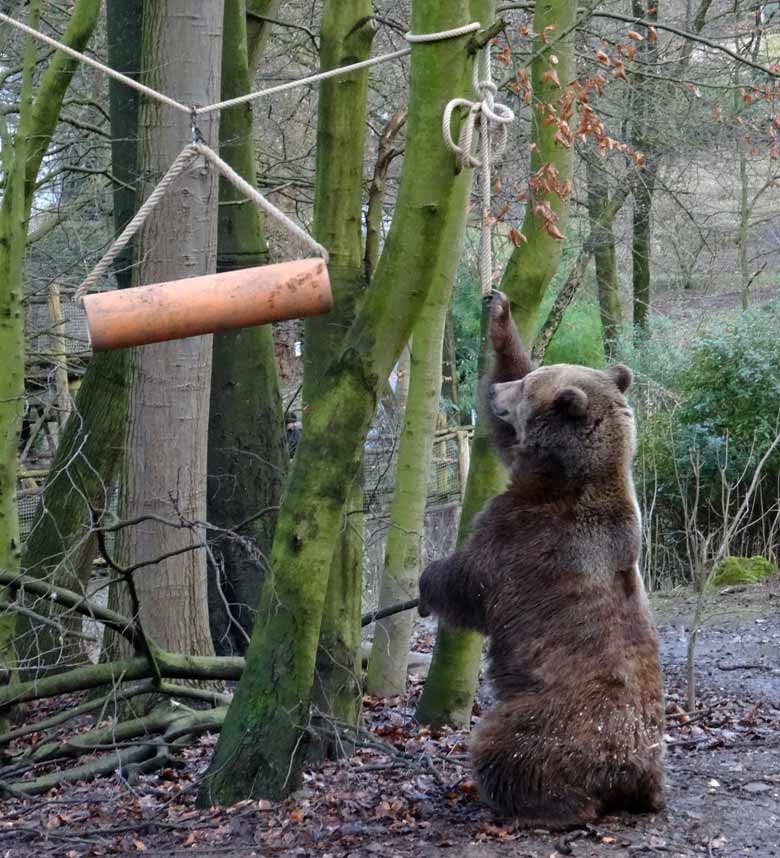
[361,597,419,627]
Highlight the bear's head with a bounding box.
[489,363,635,486]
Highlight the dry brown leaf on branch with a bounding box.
[509,228,528,247]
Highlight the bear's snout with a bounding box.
[490,381,519,422]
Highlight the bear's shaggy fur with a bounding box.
[418,292,665,829]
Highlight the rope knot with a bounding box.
[441,45,516,297]
[442,47,515,171]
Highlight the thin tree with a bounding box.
[199,0,483,805]
[366,163,473,697]
[0,0,102,677]
[18,0,138,673]
[207,0,288,656]
[416,0,577,728]
[112,0,224,660]
[303,0,375,757]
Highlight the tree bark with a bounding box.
[114,0,224,660]
[198,0,478,805]
[0,0,102,680]
[207,0,287,657]
[441,306,461,421]
[246,0,281,68]
[630,0,658,339]
[366,180,471,697]
[18,0,138,674]
[300,0,375,760]
[417,0,576,728]
[585,153,622,357]
[0,1,39,684]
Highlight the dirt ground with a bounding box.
[2,577,779,858]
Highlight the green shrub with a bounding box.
[629,304,780,585]
[713,556,776,586]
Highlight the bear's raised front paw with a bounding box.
[489,290,513,352]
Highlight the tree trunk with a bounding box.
[499,0,576,338]
[630,0,658,339]
[246,0,281,67]
[114,0,224,659]
[416,0,576,728]
[300,0,375,759]
[737,143,750,310]
[366,189,470,697]
[207,0,287,657]
[585,153,622,357]
[0,2,39,683]
[441,307,460,422]
[0,0,102,680]
[18,0,137,673]
[199,0,478,805]
[631,171,655,335]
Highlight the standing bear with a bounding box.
[418,292,665,828]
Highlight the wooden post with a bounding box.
[47,282,71,428]
[456,428,471,503]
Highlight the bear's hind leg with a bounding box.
[471,704,601,830]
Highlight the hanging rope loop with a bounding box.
[443,47,515,172]
[442,43,515,297]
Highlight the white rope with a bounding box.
[75,145,200,302]
[203,23,483,114]
[6,9,494,298]
[1,11,482,120]
[404,22,481,43]
[193,142,329,262]
[196,49,411,115]
[0,12,192,116]
[442,47,515,296]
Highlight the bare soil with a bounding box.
[2,577,779,858]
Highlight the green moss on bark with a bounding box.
[198,0,478,806]
[417,0,576,727]
[207,0,287,656]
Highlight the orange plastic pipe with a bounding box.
[82,258,332,352]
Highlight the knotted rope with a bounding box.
[75,142,329,302]
[6,7,498,301]
[193,142,329,261]
[443,46,515,297]
[74,145,200,302]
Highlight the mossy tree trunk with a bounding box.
[18,0,137,674]
[0,0,102,679]
[366,176,471,698]
[441,307,461,422]
[207,0,288,657]
[631,170,655,336]
[301,0,375,759]
[0,2,39,682]
[113,0,224,660]
[585,151,622,358]
[198,0,478,806]
[629,0,658,339]
[416,0,576,728]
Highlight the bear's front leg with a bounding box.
[488,291,532,384]
[418,553,488,633]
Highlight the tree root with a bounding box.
[0,650,243,710]
[1,704,228,797]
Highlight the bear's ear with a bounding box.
[553,386,588,419]
[605,364,633,393]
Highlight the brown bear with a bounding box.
[418,291,665,829]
